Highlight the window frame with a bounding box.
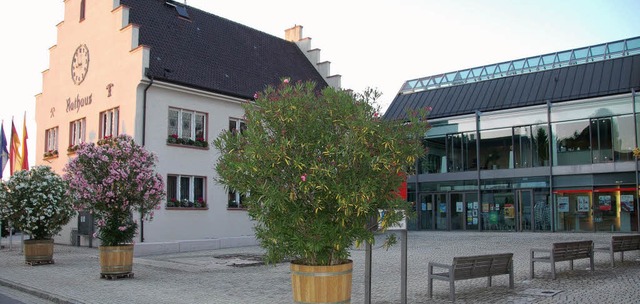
[69,118,86,151]
[44,127,59,158]
[166,174,207,209]
[99,107,119,139]
[168,107,207,141]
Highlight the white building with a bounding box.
[35,0,340,253]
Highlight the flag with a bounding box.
[9,119,22,175]
[0,123,8,178]
[21,112,29,171]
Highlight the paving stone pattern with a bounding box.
[0,231,638,303]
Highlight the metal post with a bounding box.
[401,230,407,304]
[632,89,638,232]
[364,241,372,304]
[8,221,12,250]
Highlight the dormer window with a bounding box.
[80,0,86,21]
[165,1,190,20]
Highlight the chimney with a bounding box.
[285,25,303,42]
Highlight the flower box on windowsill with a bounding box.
[67,145,80,154]
[166,207,209,211]
[226,207,247,211]
[166,135,209,149]
[166,199,207,209]
[43,150,59,160]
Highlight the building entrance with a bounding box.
[515,190,533,231]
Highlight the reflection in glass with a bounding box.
[513,126,533,168]
[591,118,613,163]
[554,120,591,166]
[479,128,511,170]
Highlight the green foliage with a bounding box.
[0,166,74,240]
[214,79,429,266]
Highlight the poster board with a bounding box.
[598,195,612,211]
[621,195,634,212]
[557,197,569,212]
[577,196,590,212]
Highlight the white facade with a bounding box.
[35,0,256,248]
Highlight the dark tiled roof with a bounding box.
[119,0,327,99]
[384,54,640,121]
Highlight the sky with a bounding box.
[1,0,639,175]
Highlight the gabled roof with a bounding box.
[119,0,327,99]
[385,52,640,121]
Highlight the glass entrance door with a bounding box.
[418,193,432,230]
[449,193,465,230]
[516,190,533,231]
[435,193,447,230]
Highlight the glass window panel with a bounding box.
[541,54,555,66]
[180,177,190,201]
[168,109,179,136]
[512,59,525,70]
[167,176,177,200]
[607,41,625,55]
[526,57,540,69]
[591,118,613,163]
[589,44,606,57]
[532,125,550,167]
[551,95,633,121]
[479,128,512,170]
[553,120,591,166]
[445,72,457,82]
[481,65,494,76]
[627,38,640,52]
[497,63,510,74]
[612,115,635,161]
[556,51,571,64]
[407,80,418,89]
[458,70,469,80]
[182,112,192,139]
[194,177,204,201]
[195,114,205,139]
[471,67,483,78]
[421,137,445,174]
[573,47,588,60]
[433,75,443,85]
[240,121,247,134]
[480,106,547,130]
[513,126,532,168]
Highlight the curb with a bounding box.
[0,278,85,304]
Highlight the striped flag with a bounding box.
[0,122,8,178]
[9,119,22,175]
[21,112,28,171]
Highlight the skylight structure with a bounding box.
[400,36,640,94]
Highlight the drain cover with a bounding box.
[521,288,562,297]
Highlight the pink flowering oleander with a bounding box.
[63,134,166,246]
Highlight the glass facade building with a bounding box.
[385,37,640,233]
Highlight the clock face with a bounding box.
[71,44,90,85]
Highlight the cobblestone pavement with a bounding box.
[1,231,639,303]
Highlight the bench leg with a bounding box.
[530,254,534,279]
[610,250,615,267]
[509,270,514,289]
[569,260,574,270]
[449,280,455,302]
[621,251,624,263]
[590,254,595,272]
[428,276,433,298]
[551,261,556,280]
[487,276,492,287]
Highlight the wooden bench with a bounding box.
[428,253,514,301]
[594,234,640,267]
[530,240,594,280]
